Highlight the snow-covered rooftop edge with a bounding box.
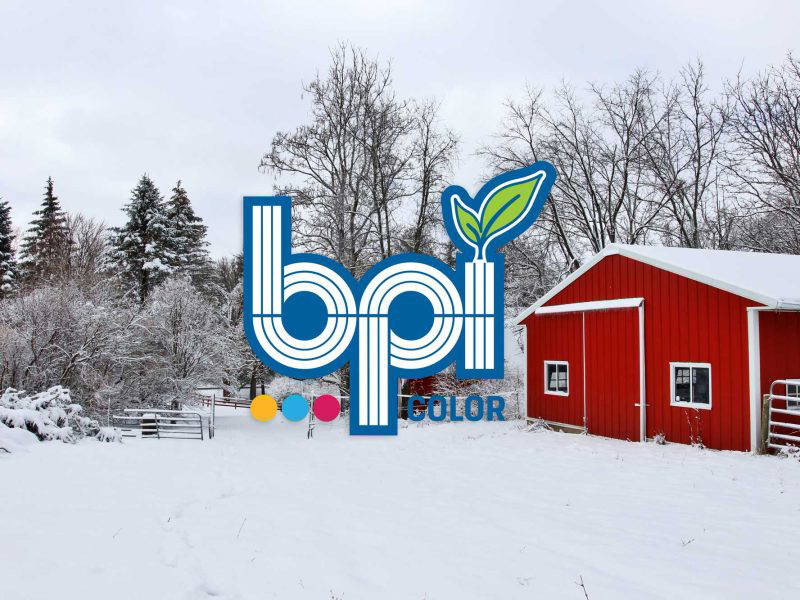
[516,243,800,324]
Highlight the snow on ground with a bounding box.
[1,408,799,600]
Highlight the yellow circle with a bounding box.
[250,394,278,422]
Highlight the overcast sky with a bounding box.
[2,0,798,257]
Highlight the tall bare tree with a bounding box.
[481,71,666,275]
[644,61,733,248]
[401,99,459,256]
[260,44,459,399]
[728,54,800,254]
[261,44,382,278]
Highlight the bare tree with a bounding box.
[728,54,800,254]
[261,44,382,278]
[65,213,108,284]
[554,71,663,252]
[644,61,733,248]
[480,87,576,266]
[260,44,462,399]
[401,99,459,256]
[359,72,413,260]
[480,71,665,281]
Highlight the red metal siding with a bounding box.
[525,254,759,451]
[759,311,800,391]
[584,309,640,441]
[526,313,584,428]
[759,311,800,436]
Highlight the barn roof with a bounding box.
[516,243,800,324]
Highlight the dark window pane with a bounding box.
[693,367,710,404]
[674,367,691,403]
[546,364,557,391]
[546,363,568,393]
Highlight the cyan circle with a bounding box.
[281,394,309,421]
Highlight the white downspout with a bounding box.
[582,312,587,430]
[747,307,762,454]
[522,328,529,421]
[638,302,646,442]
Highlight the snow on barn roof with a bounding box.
[516,243,800,324]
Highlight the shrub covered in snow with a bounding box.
[0,386,102,444]
[96,426,123,443]
[429,362,526,421]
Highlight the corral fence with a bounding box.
[112,408,205,440]
[187,391,512,439]
[762,379,800,452]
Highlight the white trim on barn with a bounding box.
[638,302,646,441]
[522,333,528,421]
[534,297,644,315]
[543,360,569,396]
[747,307,762,453]
[669,362,713,410]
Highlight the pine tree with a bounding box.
[0,198,19,298]
[110,174,172,303]
[165,180,209,278]
[19,177,69,283]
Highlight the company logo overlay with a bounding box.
[243,162,556,435]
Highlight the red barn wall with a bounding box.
[526,312,584,428]
[583,309,641,441]
[759,311,800,392]
[525,254,759,451]
[759,311,800,434]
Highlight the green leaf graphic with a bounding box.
[455,201,481,245]
[479,174,542,240]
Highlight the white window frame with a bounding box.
[544,360,569,396]
[786,381,800,412]
[670,362,712,410]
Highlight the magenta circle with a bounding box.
[312,394,340,422]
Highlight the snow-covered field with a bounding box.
[2,409,799,600]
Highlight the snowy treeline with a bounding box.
[1,46,799,416]
[0,176,252,420]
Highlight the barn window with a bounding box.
[544,361,569,396]
[787,382,800,412]
[670,363,711,409]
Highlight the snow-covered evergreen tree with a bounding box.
[165,180,209,279]
[109,174,172,303]
[0,198,18,298]
[18,177,69,283]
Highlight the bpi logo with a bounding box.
[243,163,556,435]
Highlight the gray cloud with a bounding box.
[1,0,797,256]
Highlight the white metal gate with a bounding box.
[765,379,800,451]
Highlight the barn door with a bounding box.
[584,309,641,441]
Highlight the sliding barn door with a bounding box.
[584,309,641,441]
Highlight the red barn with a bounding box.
[516,244,800,452]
